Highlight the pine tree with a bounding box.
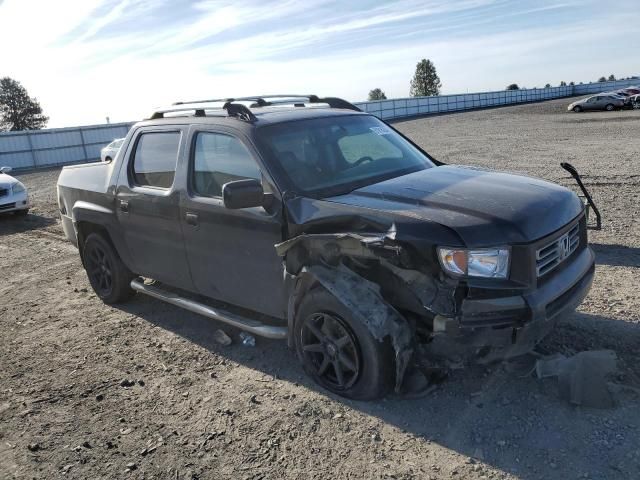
[409,59,441,97]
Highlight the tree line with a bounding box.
[368,58,441,101]
[368,62,638,101]
[506,74,635,91]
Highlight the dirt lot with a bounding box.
[1,97,639,480]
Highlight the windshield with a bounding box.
[256,114,435,197]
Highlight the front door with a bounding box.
[116,127,194,290]
[585,96,600,110]
[180,128,286,319]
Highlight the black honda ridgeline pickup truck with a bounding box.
[57,95,596,399]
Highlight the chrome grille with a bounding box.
[0,202,16,211]
[0,188,7,198]
[536,223,580,277]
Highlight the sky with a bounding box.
[1,0,638,127]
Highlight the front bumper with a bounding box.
[431,246,595,361]
[0,191,30,213]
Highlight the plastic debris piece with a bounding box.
[239,332,256,347]
[534,350,617,408]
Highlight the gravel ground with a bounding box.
[1,97,639,480]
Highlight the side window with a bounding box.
[132,132,180,188]
[192,132,261,197]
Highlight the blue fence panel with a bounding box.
[0,150,33,169]
[35,146,86,167]
[0,134,30,153]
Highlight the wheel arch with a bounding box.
[76,222,114,266]
[288,264,413,393]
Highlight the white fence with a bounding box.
[0,79,637,170]
[0,122,134,170]
[354,79,639,119]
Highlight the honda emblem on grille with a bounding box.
[558,233,571,260]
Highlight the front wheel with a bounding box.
[605,104,614,111]
[573,106,582,113]
[294,288,395,400]
[83,233,135,304]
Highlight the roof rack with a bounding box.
[148,94,361,122]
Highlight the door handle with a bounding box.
[119,200,129,213]
[185,212,199,226]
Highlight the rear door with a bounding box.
[115,126,194,290]
[179,127,286,319]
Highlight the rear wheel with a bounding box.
[294,288,394,400]
[83,233,135,304]
[605,104,614,111]
[573,106,582,113]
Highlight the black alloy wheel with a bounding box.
[86,241,114,297]
[82,233,135,304]
[294,288,395,399]
[300,312,361,391]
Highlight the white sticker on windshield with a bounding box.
[369,126,392,135]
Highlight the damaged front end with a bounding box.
[276,228,467,393]
[277,212,595,395]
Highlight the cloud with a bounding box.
[0,0,637,127]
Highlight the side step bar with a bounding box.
[130,279,287,340]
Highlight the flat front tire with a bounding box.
[294,288,395,400]
[83,233,135,304]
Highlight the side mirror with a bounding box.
[0,166,12,174]
[222,178,264,209]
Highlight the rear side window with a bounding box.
[192,132,261,197]
[132,132,180,188]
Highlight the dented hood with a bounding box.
[324,165,584,246]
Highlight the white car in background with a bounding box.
[100,138,125,162]
[0,166,30,216]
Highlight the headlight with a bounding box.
[12,182,26,194]
[437,247,510,278]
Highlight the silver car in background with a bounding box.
[100,138,125,162]
[568,94,625,112]
[0,166,30,216]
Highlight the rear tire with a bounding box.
[83,233,136,304]
[14,209,29,216]
[573,106,582,113]
[605,104,614,111]
[294,288,395,400]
